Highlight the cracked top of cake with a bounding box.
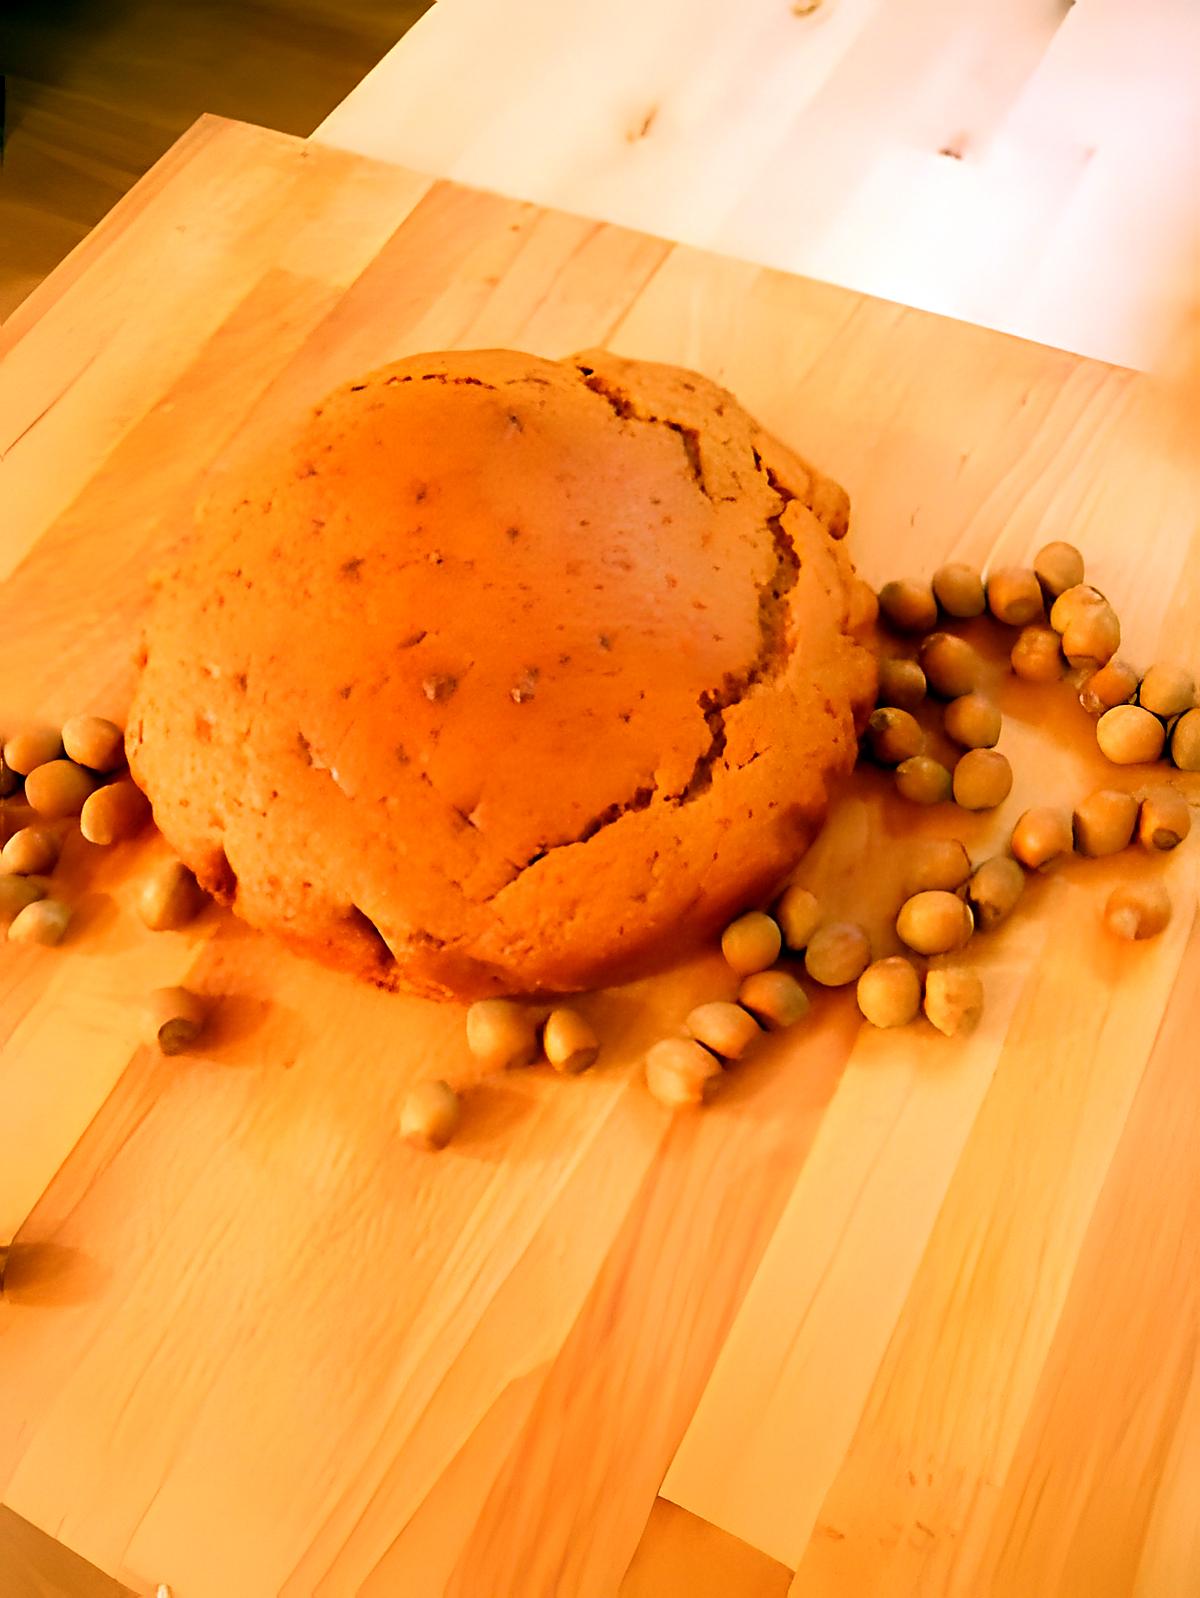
[127,348,877,999]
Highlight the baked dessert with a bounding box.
[127,348,875,999]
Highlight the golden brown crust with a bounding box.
[128,349,874,998]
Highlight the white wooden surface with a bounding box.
[317,0,1200,372]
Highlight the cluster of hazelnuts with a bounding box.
[1,715,211,1051]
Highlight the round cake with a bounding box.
[127,348,876,999]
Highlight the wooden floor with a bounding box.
[0,1504,134,1598]
[0,0,430,319]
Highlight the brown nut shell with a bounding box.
[1072,789,1138,857]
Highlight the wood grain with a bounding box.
[318,0,1200,370]
[0,119,1197,1597]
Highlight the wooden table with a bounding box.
[1,116,1198,1598]
[317,0,1200,373]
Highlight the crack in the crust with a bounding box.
[521,784,657,870]
[481,412,799,890]
[346,904,397,967]
[380,372,498,390]
[677,451,799,800]
[202,847,238,905]
[577,366,713,503]
[325,365,800,918]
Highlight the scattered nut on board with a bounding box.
[856,956,922,1028]
[931,563,985,619]
[1010,626,1064,684]
[878,579,937,633]
[923,967,984,1036]
[0,875,48,926]
[1104,881,1171,941]
[144,987,208,1055]
[23,759,94,819]
[952,749,1013,811]
[737,969,810,1029]
[1072,789,1139,857]
[2,727,63,776]
[943,692,1002,750]
[1137,787,1191,852]
[866,707,924,766]
[8,898,71,946]
[0,824,60,876]
[986,567,1043,627]
[685,1001,761,1061]
[1096,704,1165,765]
[906,837,972,895]
[804,921,871,986]
[1049,583,1107,635]
[400,1079,461,1150]
[80,778,150,845]
[61,714,126,773]
[465,999,540,1070]
[896,891,973,955]
[1011,807,1074,871]
[1061,596,1120,670]
[720,910,782,975]
[966,856,1025,930]
[645,1037,722,1108]
[1171,708,1200,770]
[137,859,205,931]
[919,632,981,698]
[1033,540,1085,600]
[876,657,926,710]
[542,1007,600,1074]
[775,884,821,951]
[1136,664,1194,719]
[895,755,952,805]
[1079,658,1139,715]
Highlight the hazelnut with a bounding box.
[804,921,871,986]
[775,884,821,952]
[856,957,922,1028]
[720,911,782,976]
[1010,807,1073,870]
[1104,881,1171,941]
[1097,705,1165,766]
[1072,789,1138,857]
[931,563,985,619]
[400,1079,462,1149]
[645,1038,722,1108]
[896,891,973,955]
[878,579,938,634]
[987,567,1043,627]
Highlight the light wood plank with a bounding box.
[317,0,1200,367]
[973,913,1200,1598]
[785,859,1197,1597]
[436,1003,859,1597]
[1,117,1197,1598]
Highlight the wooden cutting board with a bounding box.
[1,116,1197,1598]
